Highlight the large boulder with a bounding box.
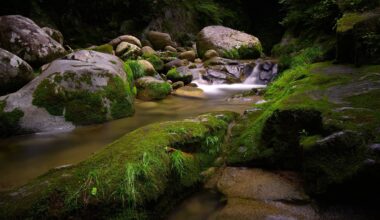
[336,9,380,65]
[196,26,262,59]
[0,50,134,136]
[136,76,172,101]
[115,41,142,59]
[0,15,66,65]
[147,31,176,50]
[0,48,34,95]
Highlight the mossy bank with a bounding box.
[0,112,237,219]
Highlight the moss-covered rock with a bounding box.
[0,112,237,219]
[336,9,380,65]
[166,67,193,85]
[0,50,134,135]
[0,100,24,137]
[196,26,263,59]
[136,76,172,101]
[142,53,164,72]
[227,61,380,196]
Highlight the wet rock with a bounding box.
[211,198,317,220]
[147,31,176,50]
[217,167,308,202]
[172,81,185,90]
[0,15,66,65]
[167,66,193,85]
[136,76,172,101]
[197,26,262,59]
[179,50,196,62]
[41,27,64,45]
[109,35,142,48]
[194,58,202,64]
[0,50,134,135]
[204,49,219,60]
[173,86,205,99]
[0,48,34,95]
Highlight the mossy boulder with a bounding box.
[0,48,34,95]
[115,42,142,59]
[336,9,380,65]
[0,100,24,137]
[0,15,66,66]
[166,67,193,85]
[0,50,134,135]
[142,53,164,72]
[136,76,172,101]
[0,112,237,219]
[302,131,368,195]
[196,26,263,59]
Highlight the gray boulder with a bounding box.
[0,50,135,136]
[197,26,262,59]
[0,48,34,95]
[0,15,66,65]
[42,27,64,45]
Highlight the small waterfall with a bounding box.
[244,60,278,85]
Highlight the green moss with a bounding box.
[137,80,172,101]
[223,44,263,59]
[142,54,164,72]
[125,60,145,79]
[0,112,237,218]
[300,135,322,150]
[89,44,114,54]
[0,100,24,137]
[32,72,134,125]
[166,68,193,84]
[337,12,368,32]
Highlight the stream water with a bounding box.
[0,83,264,191]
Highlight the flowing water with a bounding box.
[0,83,265,191]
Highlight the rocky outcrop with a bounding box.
[136,76,172,100]
[0,15,66,66]
[0,50,134,136]
[0,48,34,95]
[336,9,380,65]
[197,26,262,59]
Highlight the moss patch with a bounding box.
[0,112,237,218]
[0,100,24,137]
[337,12,370,32]
[32,72,134,125]
[142,53,164,72]
[223,44,263,59]
[89,44,114,54]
